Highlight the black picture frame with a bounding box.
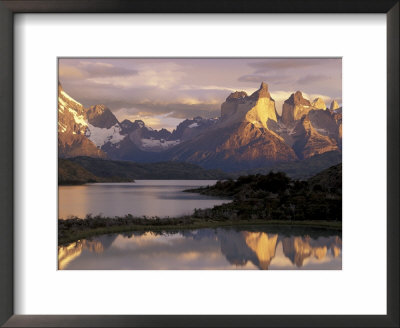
[0,0,398,327]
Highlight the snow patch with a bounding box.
[141,138,180,150]
[58,122,67,133]
[188,123,199,128]
[315,128,328,134]
[86,123,125,147]
[68,108,87,127]
[59,97,68,108]
[61,90,82,107]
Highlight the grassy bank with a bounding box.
[58,215,341,245]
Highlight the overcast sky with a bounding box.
[59,58,342,131]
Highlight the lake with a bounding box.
[58,180,230,219]
[58,226,342,270]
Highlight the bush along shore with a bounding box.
[58,215,341,246]
[58,164,342,245]
[186,164,342,222]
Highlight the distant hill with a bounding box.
[236,151,342,180]
[308,162,342,192]
[59,158,131,185]
[60,157,231,184]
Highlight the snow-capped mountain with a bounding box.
[58,83,106,158]
[166,83,342,170]
[58,84,183,158]
[58,82,342,171]
[171,116,218,141]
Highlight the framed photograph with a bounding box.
[1,0,398,327]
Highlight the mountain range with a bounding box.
[58,82,342,172]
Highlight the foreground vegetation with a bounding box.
[58,164,342,245]
[58,215,341,245]
[186,163,342,222]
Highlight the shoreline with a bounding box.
[58,165,342,246]
[58,216,342,246]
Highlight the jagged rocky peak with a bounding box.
[221,82,277,128]
[58,85,107,158]
[287,91,311,106]
[121,119,134,129]
[119,119,136,133]
[58,84,84,113]
[224,82,271,104]
[312,97,327,110]
[281,91,313,125]
[86,104,119,129]
[133,120,146,128]
[330,100,340,110]
[87,104,108,115]
[226,91,248,101]
[249,81,272,99]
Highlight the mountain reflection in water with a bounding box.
[58,227,342,270]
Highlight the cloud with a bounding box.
[297,74,331,85]
[59,58,341,130]
[59,61,138,80]
[127,102,220,119]
[248,58,338,73]
[59,65,85,79]
[79,61,138,77]
[238,74,293,85]
[113,110,185,131]
[62,79,222,120]
[83,63,186,89]
[238,75,266,83]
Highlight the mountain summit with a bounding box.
[312,97,327,110]
[58,82,342,171]
[250,81,272,99]
[330,100,340,110]
[168,82,296,170]
[281,91,312,125]
[221,82,278,129]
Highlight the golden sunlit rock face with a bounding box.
[58,242,83,270]
[330,100,340,110]
[58,78,341,170]
[296,115,339,159]
[58,230,342,270]
[58,84,106,158]
[243,232,278,270]
[281,91,313,125]
[217,83,297,162]
[58,240,104,270]
[312,97,327,110]
[281,236,341,267]
[220,82,278,129]
[282,237,313,267]
[218,122,297,163]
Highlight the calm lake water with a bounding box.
[58,226,342,270]
[58,180,230,219]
